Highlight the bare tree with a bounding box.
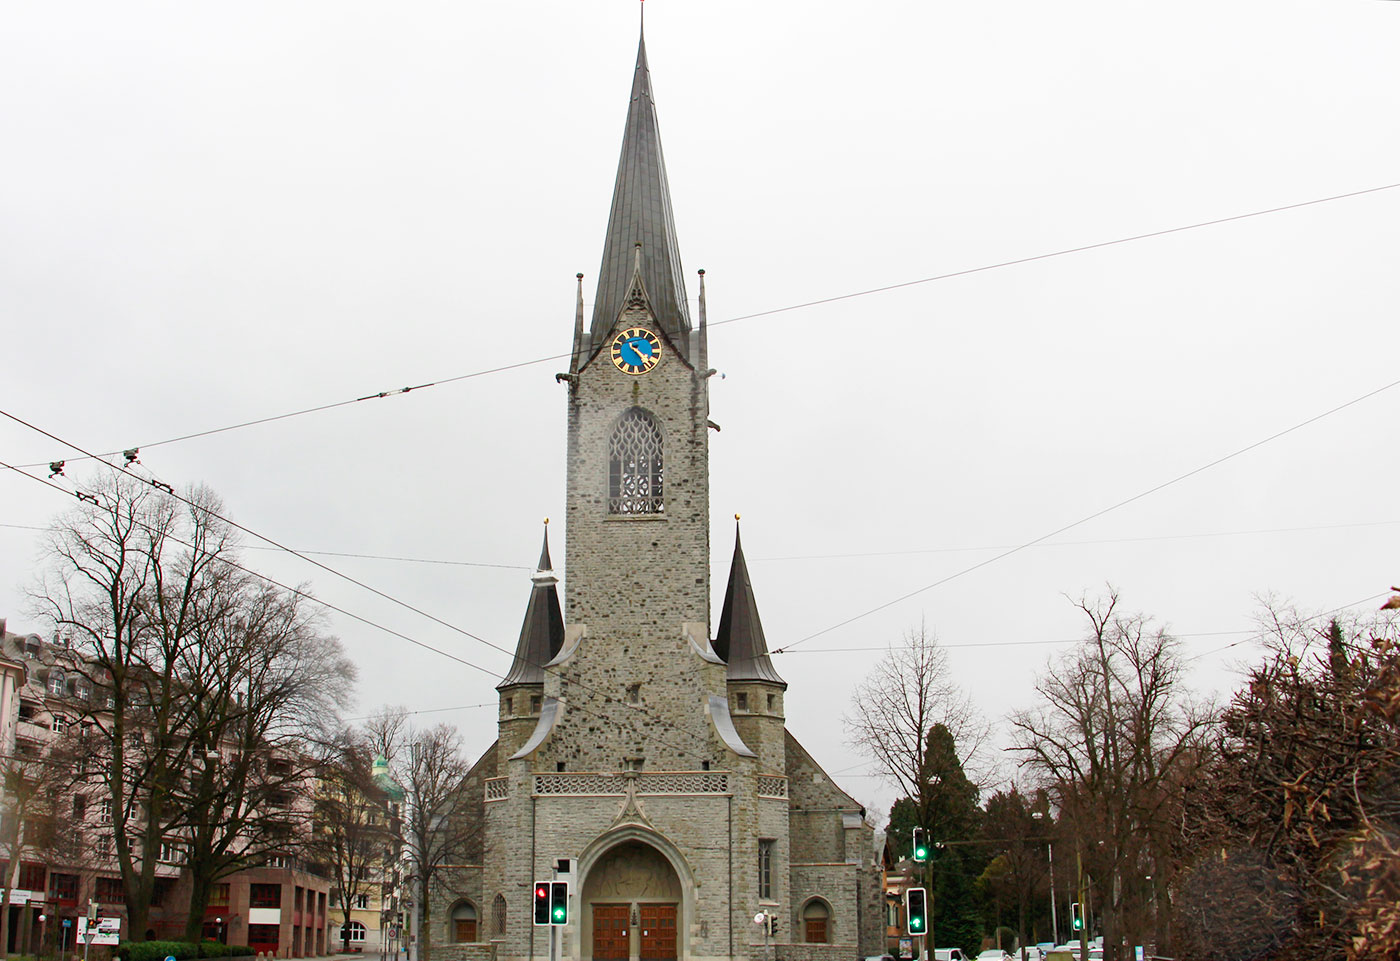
[173,578,354,941]
[30,473,354,938]
[1011,591,1209,961]
[846,623,989,951]
[845,621,990,799]
[393,723,476,961]
[311,733,398,953]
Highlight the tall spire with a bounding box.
[497,522,565,689]
[588,24,691,361]
[715,519,787,687]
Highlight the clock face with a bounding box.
[610,327,663,375]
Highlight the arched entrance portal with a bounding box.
[581,840,683,961]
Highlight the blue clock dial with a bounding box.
[610,327,662,375]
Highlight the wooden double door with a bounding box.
[592,903,677,961]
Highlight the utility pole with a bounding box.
[1047,841,1058,944]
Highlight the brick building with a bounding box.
[428,28,882,961]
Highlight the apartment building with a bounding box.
[0,619,334,957]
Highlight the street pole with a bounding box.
[1077,846,1088,960]
[1047,842,1058,944]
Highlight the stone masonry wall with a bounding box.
[773,944,856,961]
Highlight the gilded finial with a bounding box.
[734,513,741,521]
[544,517,550,526]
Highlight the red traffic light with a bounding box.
[533,883,551,925]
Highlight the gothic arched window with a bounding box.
[608,408,664,514]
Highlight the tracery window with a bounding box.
[608,408,664,514]
[493,894,507,937]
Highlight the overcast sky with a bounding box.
[2,0,1397,820]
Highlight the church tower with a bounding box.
[445,25,882,961]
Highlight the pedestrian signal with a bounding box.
[1071,901,1084,932]
[550,881,569,924]
[905,887,928,935]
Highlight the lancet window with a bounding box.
[608,408,664,514]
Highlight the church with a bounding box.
[432,27,882,961]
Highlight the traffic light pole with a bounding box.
[925,860,933,961]
[1077,846,1088,960]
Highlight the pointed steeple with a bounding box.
[497,522,565,689]
[715,519,786,687]
[588,26,691,362]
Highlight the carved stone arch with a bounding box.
[577,827,694,961]
[607,407,665,515]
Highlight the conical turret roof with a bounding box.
[588,28,691,362]
[497,526,565,689]
[715,522,786,687]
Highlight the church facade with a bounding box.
[431,30,881,961]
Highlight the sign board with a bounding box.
[63,919,73,928]
[0,890,34,905]
[898,939,913,957]
[77,917,121,945]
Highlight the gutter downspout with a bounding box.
[728,793,734,960]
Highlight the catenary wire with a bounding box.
[769,374,1400,654]
[1,416,721,760]
[5,359,1397,748]
[7,181,1397,472]
[12,519,1400,569]
[3,460,714,766]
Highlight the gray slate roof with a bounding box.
[497,529,565,689]
[588,30,691,363]
[715,524,787,687]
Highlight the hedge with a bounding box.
[116,941,253,961]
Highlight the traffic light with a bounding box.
[533,882,551,925]
[550,881,569,924]
[905,887,927,935]
[767,914,779,938]
[1071,901,1084,932]
[911,827,929,863]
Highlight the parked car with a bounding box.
[933,950,969,961]
[976,952,1011,961]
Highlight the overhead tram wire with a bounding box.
[10,519,1400,567]
[770,373,1400,654]
[1,460,715,767]
[0,411,721,760]
[6,367,1399,732]
[7,180,1398,473]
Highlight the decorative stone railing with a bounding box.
[484,777,509,801]
[757,775,789,799]
[636,772,730,795]
[526,771,733,797]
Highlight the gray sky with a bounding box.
[3,0,1397,820]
